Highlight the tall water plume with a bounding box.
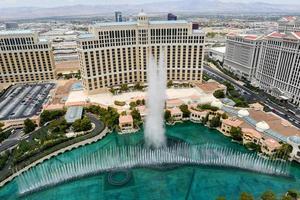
[144,49,167,148]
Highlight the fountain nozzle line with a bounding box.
[17,144,290,195]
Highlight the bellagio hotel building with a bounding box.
[78,12,205,94]
[0,30,55,88]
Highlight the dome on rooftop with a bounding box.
[288,135,300,145]
[256,121,270,132]
[211,100,223,109]
[238,109,249,118]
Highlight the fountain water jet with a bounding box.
[144,49,167,148]
[17,144,291,196]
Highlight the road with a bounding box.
[203,65,300,129]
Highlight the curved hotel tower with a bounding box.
[77,12,205,94]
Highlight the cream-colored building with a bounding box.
[224,33,262,81]
[0,30,55,89]
[77,11,205,94]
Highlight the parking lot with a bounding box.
[0,83,55,120]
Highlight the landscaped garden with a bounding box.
[0,109,104,183]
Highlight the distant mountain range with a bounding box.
[1,0,300,20]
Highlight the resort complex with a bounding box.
[77,12,204,94]
[1,8,300,200]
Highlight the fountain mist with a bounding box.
[144,50,167,148]
[17,144,290,195]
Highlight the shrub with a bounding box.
[239,192,254,200]
[114,100,126,106]
[213,90,225,99]
[261,190,276,200]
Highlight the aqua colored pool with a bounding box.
[1,122,300,200]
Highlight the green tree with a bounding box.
[109,87,116,94]
[99,107,120,130]
[245,142,261,152]
[134,82,143,90]
[167,80,173,88]
[281,196,292,200]
[23,119,37,134]
[210,116,221,128]
[201,114,209,124]
[120,84,128,92]
[0,122,4,132]
[213,90,225,98]
[239,192,254,200]
[49,118,68,134]
[224,81,234,91]
[274,143,293,160]
[230,127,243,141]
[261,191,276,200]
[0,151,9,170]
[221,113,228,119]
[216,197,226,200]
[40,110,65,125]
[72,117,92,132]
[141,99,146,105]
[130,101,137,109]
[179,104,191,118]
[286,189,299,200]
[131,109,142,127]
[164,110,171,122]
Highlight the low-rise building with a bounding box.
[221,117,243,136]
[249,103,264,111]
[166,99,184,109]
[194,80,226,94]
[170,107,183,121]
[136,105,147,120]
[278,16,300,33]
[287,136,300,162]
[261,138,281,155]
[242,128,262,145]
[119,115,134,133]
[207,47,226,63]
[189,109,208,123]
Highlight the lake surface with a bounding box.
[0,122,300,200]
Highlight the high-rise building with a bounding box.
[278,16,300,33]
[0,30,55,88]
[224,33,262,81]
[167,13,177,21]
[5,22,18,30]
[77,11,205,94]
[255,32,300,106]
[115,11,122,22]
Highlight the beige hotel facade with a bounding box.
[77,12,205,94]
[0,30,55,89]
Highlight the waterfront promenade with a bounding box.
[0,115,108,187]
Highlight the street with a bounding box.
[203,65,300,129]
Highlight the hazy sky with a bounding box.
[0,0,299,8]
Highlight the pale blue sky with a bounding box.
[0,0,299,8]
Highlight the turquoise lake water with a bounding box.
[0,122,300,200]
